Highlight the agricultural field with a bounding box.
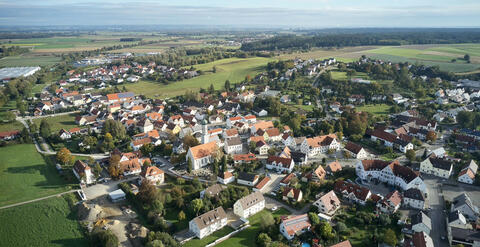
[0,195,87,247]
[277,43,480,73]
[356,104,391,116]
[0,54,62,67]
[125,57,273,98]
[33,113,80,133]
[0,144,75,207]
[216,208,290,247]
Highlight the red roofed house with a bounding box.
[266,156,295,173]
[329,240,353,247]
[253,176,271,192]
[377,190,402,213]
[227,116,243,128]
[313,190,341,216]
[140,166,164,185]
[282,187,303,202]
[344,142,369,159]
[0,130,20,141]
[73,160,95,185]
[233,153,257,165]
[280,214,311,240]
[325,161,342,175]
[334,180,372,205]
[217,171,235,184]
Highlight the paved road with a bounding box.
[424,176,449,247]
[0,190,79,210]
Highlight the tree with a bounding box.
[4,111,15,122]
[140,143,154,157]
[103,119,126,139]
[426,131,437,142]
[308,212,320,226]
[406,149,416,162]
[93,163,103,178]
[187,157,192,173]
[260,212,275,231]
[56,147,74,165]
[143,160,151,167]
[383,228,397,247]
[145,240,164,247]
[91,228,119,247]
[318,221,335,240]
[224,80,231,91]
[108,154,121,178]
[208,84,215,94]
[83,135,98,151]
[257,233,272,247]
[183,134,199,149]
[20,127,31,143]
[138,181,158,204]
[178,210,186,221]
[464,54,471,62]
[39,119,51,138]
[212,66,217,73]
[190,198,203,216]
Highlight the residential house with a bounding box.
[279,214,311,240]
[411,211,432,235]
[224,137,243,154]
[200,184,226,198]
[282,187,303,202]
[329,240,352,247]
[344,142,369,159]
[233,192,265,218]
[458,160,478,184]
[420,157,453,179]
[313,190,341,216]
[449,227,480,247]
[448,210,471,229]
[217,171,235,184]
[59,129,72,140]
[334,180,372,205]
[451,193,479,222]
[137,118,154,133]
[254,177,271,192]
[189,207,227,239]
[72,160,95,185]
[325,161,342,175]
[233,153,257,165]
[255,140,270,155]
[266,156,295,173]
[377,190,402,214]
[404,232,434,247]
[140,166,164,185]
[403,188,426,210]
[280,173,296,187]
[186,142,218,170]
[237,172,259,186]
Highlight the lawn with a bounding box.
[331,71,369,81]
[0,120,24,132]
[356,104,391,116]
[125,57,273,98]
[182,226,235,247]
[0,195,87,247]
[216,208,290,247]
[0,144,75,206]
[33,113,80,133]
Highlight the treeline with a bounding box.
[0,32,81,40]
[241,30,480,51]
[0,46,30,58]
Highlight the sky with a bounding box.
[0,0,479,28]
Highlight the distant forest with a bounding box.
[240,29,480,51]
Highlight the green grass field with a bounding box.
[33,113,80,133]
[356,104,391,116]
[125,57,273,98]
[0,195,87,247]
[216,208,290,247]
[0,144,74,206]
[0,120,24,132]
[182,226,235,247]
[0,55,62,67]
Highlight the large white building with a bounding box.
[189,207,227,239]
[233,192,265,218]
[300,134,340,157]
[279,214,311,240]
[403,188,426,210]
[186,141,218,170]
[313,190,341,216]
[356,160,426,194]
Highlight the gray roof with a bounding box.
[404,188,425,201]
[451,227,480,242]
[428,157,452,171]
[237,172,258,182]
[191,207,227,230]
[411,211,431,230]
[453,193,480,214]
[226,137,242,146]
[204,184,226,197]
[236,192,265,210]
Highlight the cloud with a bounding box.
[0,2,479,27]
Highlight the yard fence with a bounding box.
[205,224,250,247]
